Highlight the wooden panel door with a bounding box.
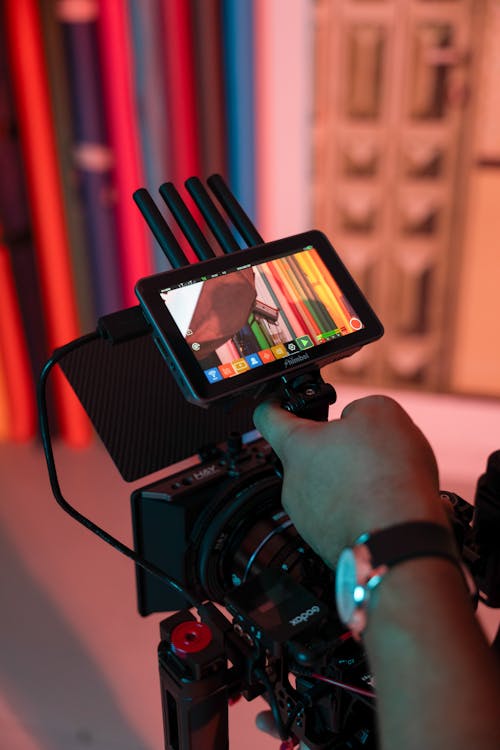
[313,0,482,391]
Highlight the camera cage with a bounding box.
[39,175,500,750]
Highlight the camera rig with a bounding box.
[133,434,500,750]
[38,175,500,750]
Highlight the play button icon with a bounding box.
[296,335,313,350]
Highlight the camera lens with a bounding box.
[229,513,308,584]
[195,468,324,602]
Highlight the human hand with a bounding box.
[253,395,449,568]
[256,709,310,749]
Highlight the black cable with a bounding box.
[37,333,201,611]
[253,666,288,741]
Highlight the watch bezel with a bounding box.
[335,543,388,640]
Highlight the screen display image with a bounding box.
[159,245,364,386]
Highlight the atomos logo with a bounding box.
[289,605,320,627]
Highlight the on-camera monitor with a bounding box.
[135,231,383,404]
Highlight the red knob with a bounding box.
[171,621,212,655]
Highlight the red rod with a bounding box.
[97,1,154,302]
[0,241,36,440]
[161,0,203,263]
[5,0,91,445]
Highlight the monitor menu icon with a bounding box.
[296,335,313,350]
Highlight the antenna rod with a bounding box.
[207,173,264,247]
[159,182,215,261]
[185,176,240,254]
[133,188,188,269]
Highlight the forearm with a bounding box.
[364,558,500,750]
[253,396,500,747]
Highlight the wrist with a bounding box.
[334,518,465,640]
[363,556,475,651]
[348,486,451,550]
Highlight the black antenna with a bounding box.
[207,173,264,247]
[133,188,188,269]
[185,176,240,254]
[159,182,215,261]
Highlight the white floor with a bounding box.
[1,383,499,750]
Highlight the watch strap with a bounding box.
[360,520,460,570]
[336,520,470,641]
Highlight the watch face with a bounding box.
[335,548,357,624]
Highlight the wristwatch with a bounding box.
[335,520,463,641]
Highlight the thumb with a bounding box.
[253,399,306,458]
[255,710,281,739]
